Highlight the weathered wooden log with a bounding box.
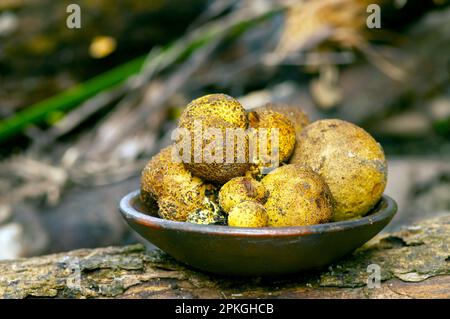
[1,215,449,299]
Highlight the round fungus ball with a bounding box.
[255,103,310,164]
[228,201,268,227]
[140,146,213,221]
[157,197,189,221]
[178,94,250,184]
[247,109,296,177]
[262,164,334,227]
[218,176,268,213]
[254,103,310,139]
[292,119,387,221]
[248,109,296,163]
[179,93,248,129]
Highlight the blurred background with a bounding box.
[0,0,449,259]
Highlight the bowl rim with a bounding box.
[119,190,397,237]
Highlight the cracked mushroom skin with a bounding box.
[140,146,212,221]
[262,164,334,227]
[292,119,387,221]
[228,201,269,227]
[186,209,217,225]
[178,94,250,184]
[186,195,227,225]
[247,109,296,178]
[219,176,268,213]
[186,208,226,225]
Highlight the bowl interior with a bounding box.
[121,190,396,235]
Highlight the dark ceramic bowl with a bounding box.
[119,190,397,276]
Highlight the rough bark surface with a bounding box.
[1,216,449,299]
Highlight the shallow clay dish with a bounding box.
[119,190,397,276]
